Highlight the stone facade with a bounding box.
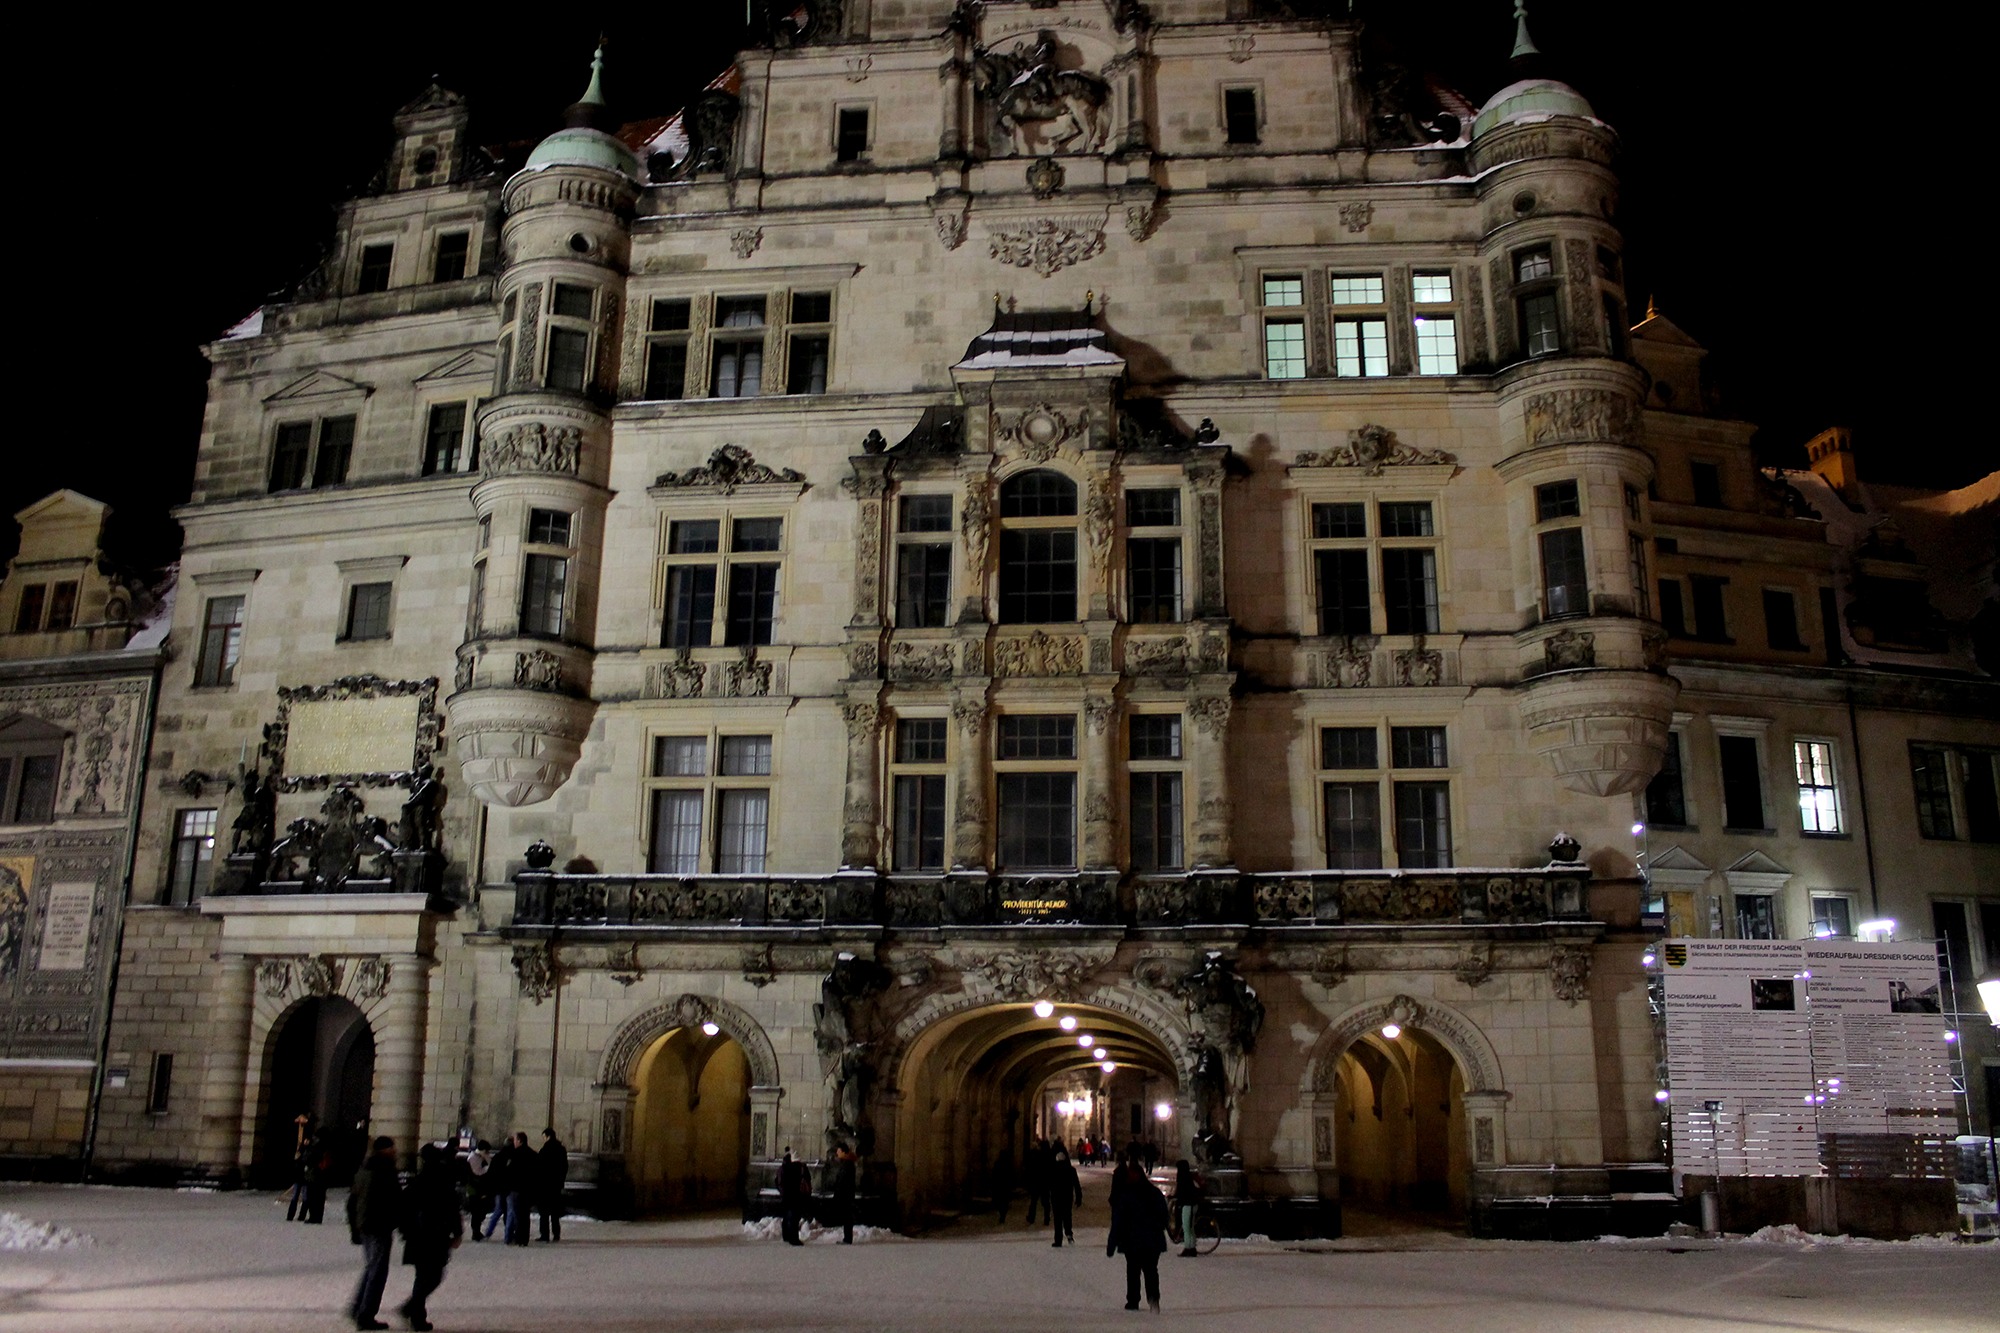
[81,2,1997,1232]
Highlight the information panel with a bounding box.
[284,694,420,778]
[1804,944,1955,1137]
[35,881,96,971]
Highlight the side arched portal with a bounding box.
[254,995,375,1188]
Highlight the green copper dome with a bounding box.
[523,126,639,176]
[1471,78,1598,140]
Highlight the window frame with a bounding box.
[709,294,769,399]
[1716,729,1770,833]
[893,492,954,629]
[543,281,598,394]
[194,594,246,689]
[1410,269,1460,375]
[1314,721,1455,870]
[1512,244,1560,359]
[784,290,834,395]
[167,807,219,905]
[834,104,873,164]
[1793,737,1845,836]
[657,508,788,649]
[993,712,1079,871]
[420,399,477,476]
[1127,712,1186,873]
[431,230,472,284]
[267,414,357,493]
[997,470,1080,626]
[0,728,63,825]
[642,728,777,874]
[1303,495,1444,638]
[1124,485,1186,624]
[340,581,394,643]
[355,241,395,295]
[1259,273,1308,380]
[1221,84,1261,146]
[889,715,949,872]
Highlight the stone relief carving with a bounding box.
[1026,156,1065,199]
[1123,201,1156,241]
[1084,473,1116,578]
[840,700,879,741]
[1317,638,1374,688]
[847,641,880,680]
[453,645,477,694]
[513,649,564,693]
[843,54,871,83]
[350,956,390,1001]
[994,630,1084,677]
[951,700,987,736]
[1522,389,1640,448]
[1083,695,1116,738]
[652,443,804,494]
[1295,423,1458,474]
[934,206,969,250]
[1338,200,1373,233]
[1311,947,1353,991]
[297,954,341,997]
[645,650,708,699]
[720,645,773,698]
[1393,644,1443,687]
[1452,946,1494,989]
[730,228,764,260]
[1127,636,1191,676]
[994,403,1090,458]
[1550,945,1592,1003]
[1188,695,1232,739]
[255,958,292,999]
[1227,34,1254,63]
[1543,628,1596,671]
[958,947,1109,1003]
[988,216,1107,278]
[0,679,147,818]
[888,642,954,681]
[512,943,560,1004]
[971,29,1111,156]
[960,479,993,578]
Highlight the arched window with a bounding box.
[998,470,1078,624]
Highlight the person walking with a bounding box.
[477,1134,512,1242]
[397,1143,463,1332]
[1106,1153,1170,1312]
[536,1127,569,1243]
[778,1148,812,1245]
[1022,1137,1045,1226]
[462,1140,493,1240]
[345,1136,402,1331]
[286,1114,315,1222]
[502,1131,532,1245]
[1172,1160,1204,1257]
[831,1143,858,1243]
[1047,1146,1082,1247]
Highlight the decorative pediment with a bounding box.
[415,348,497,383]
[649,444,806,496]
[1645,843,1712,889]
[1291,424,1459,475]
[1722,850,1792,892]
[263,370,373,404]
[1648,844,1710,873]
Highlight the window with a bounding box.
[1909,744,2000,843]
[1658,578,1686,637]
[661,514,784,647]
[1689,461,1724,508]
[998,471,1078,624]
[1317,724,1451,868]
[541,282,596,393]
[1763,589,1806,651]
[1320,726,1381,869]
[1539,529,1589,620]
[356,242,393,294]
[1811,896,1853,939]
[894,495,953,628]
[836,106,870,162]
[1628,535,1651,619]
[521,556,569,637]
[1514,246,1558,358]
[497,290,518,390]
[1794,740,1842,834]
[1394,781,1453,869]
[268,416,356,492]
[466,559,486,636]
[1381,550,1439,635]
[996,715,1077,870]
[432,232,470,284]
[146,1053,173,1116]
[892,718,948,871]
[195,595,245,687]
[786,291,833,394]
[1307,500,1439,637]
[1411,271,1458,375]
[342,582,392,642]
[645,732,773,873]
[168,809,218,904]
[1128,715,1184,872]
[528,508,573,546]
[1718,734,1766,831]
[710,296,766,398]
[1535,480,1581,521]
[421,402,473,475]
[1311,503,1370,636]
[1735,894,1777,940]
[12,581,79,634]
[1223,86,1259,145]
[1912,745,1956,839]
[0,724,62,825]
[1261,276,1306,379]
[12,585,44,633]
[1644,732,1688,827]
[643,299,692,400]
[1391,725,1447,769]
[1125,488,1183,623]
[1689,574,1729,641]
[1330,274,1388,378]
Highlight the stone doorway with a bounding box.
[255,995,375,1188]
[889,999,1180,1226]
[628,1025,752,1213]
[1333,1026,1468,1228]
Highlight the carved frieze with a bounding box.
[994,630,1085,676]
[1393,645,1443,687]
[1550,944,1592,1004]
[1317,638,1374,688]
[994,403,1091,459]
[1543,628,1596,671]
[958,947,1110,1003]
[1188,695,1232,739]
[645,651,708,699]
[0,678,149,817]
[730,228,764,260]
[1295,423,1458,474]
[652,444,805,494]
[888,642,955,682]
[514,650,565,693]
[971,29,1111,157]
[1127,635,1191,676]
[1522,389,1640,448]
[988,216,1108,278]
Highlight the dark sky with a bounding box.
[9,2,1981,571]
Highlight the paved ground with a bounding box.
[2,1170,1995,1333]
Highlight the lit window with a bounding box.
[1329,273,1389,377]
[1261,275,1306,380]
[1329,276,1384,306]
[1795,740,1843,834]
[1412,271,1458,375]
[168,809,218,904]
[645,732,774,874]
[710,296,767,398]
[1514,246,1559,358]
[195,595,245,688]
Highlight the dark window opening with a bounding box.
[1380,548,1439,635]
[999,529,1077,624]
[1393,781,1452,868]
[1535,480,1581,521]
[1223,87,1259,144]
[896,542,952,627]
[1763,589,1806,651]
[343,583,392,641]
[787,335,829,394]
[1644,732,1688,827]
[1127,537,1183,623]
[724,564,779,646]
[1718,734,1766,831]
[432,232,470,283]
[836,107,870,162]
[521,554,568,637]
[997,772,1076,869]
[1324,782,1381,870]
[546,327,591,393]
[422,402,469,475]
[1130,772,1184,872]
[1320,727,1377,770]
[1690,574,1729,641]
[894,774,946,870]
[1690,461,1724,508]
[356,244,393,294]
[1658,579,1686,636]
[1539,527,1590,619]
[195,595,245,688]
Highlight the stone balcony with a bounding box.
[507,866,1594,932]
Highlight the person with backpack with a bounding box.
[1106,1150,1171,1312]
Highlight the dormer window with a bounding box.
[998,470,1079,624]
[12,581,79,633]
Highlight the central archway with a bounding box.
[629,1025,751,1213]
[255,995,374,1188]
[887,998,1181,1226]
[1334,1027,1467,1223]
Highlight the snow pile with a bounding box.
[0,1211,94,1251]
[741,1216,898,1244]
[1744,1224,1959,1248]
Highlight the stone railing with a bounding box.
[509,867,1591,930]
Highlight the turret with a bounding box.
[448,44,636,807]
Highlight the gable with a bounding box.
[263,370,373,404]
[415,348,497,383]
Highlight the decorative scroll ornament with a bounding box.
[1123,201,1156,241]
[513,943,561,1004]
[483,423,582,476]
[1317,637,1374,688]
[350,956,391,1001]
[1550,944,1592,1003]
[959,947,1109,1003]
[255,959,292,998]
[1188,695,1232,739]
[653,444,804,494]
[1296,423,1457,474]
[994,630,1085,677]
[932,199,970,250]
[995,403,1089,458]
[730,227,764,259]
[1026,156,1064,199]
[989,216,1107,277]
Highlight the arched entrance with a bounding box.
[889,999,1180,1225]
[1333,1027,1468,1223]
[256,996,374,1187]
[628,1025,751,1213]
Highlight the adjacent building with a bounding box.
[75,1,1996,1234]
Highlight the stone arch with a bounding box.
[598,993,779,1091]
[1304,993,1504,1097]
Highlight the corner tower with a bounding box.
[449,45,637,806]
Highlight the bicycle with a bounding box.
[1167,1203,1222,1255]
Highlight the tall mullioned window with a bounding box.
[1128,714,1184,872]
[269,415,356,493]
[1379,502,1440,635]
[1514,245,1559,358]
[895,495,953,628]
[1411,271,1459,375]
[1795,740,1843,834]
[996,714,1077,870]
[167,809,217,904]
[710,296,766,398]
[643,298,692,400]
[646,733,773,874]
[545,282,596,393]
[662,515,784,648]
[1261,275,1306,379]
[998,471,1078,624]
[1125,488,1183,623]
[195,595,245,688]
[891,718,947,871]
[1330,274,1389,378]
[1535,480,1589,620]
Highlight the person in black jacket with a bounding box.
[1106,1152,1170,1312]
[830,1143,858,1243]
[397,1143,463,1332]
[1047,1146,1083,1247]
[346,1136,402,1331]
[777,1148,812,1245]
[536,1128,569,1242]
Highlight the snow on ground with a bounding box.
[0,1211,93,1251]
[742,1215,900,1243]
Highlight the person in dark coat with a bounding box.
[536,1128,569,1243]
[286,1115,315,1221]
[1172,1160,1204,1257]
[397,1143,463,1332]
[1047,1146,1082,1246]
[777,1148,812,1245]
[299,1128,331,1224]
[831,1143,858,1243]
[1106,1155,1170,1312]
[346,1136,402,1331]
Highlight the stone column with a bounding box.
[202,954,255,1172]
[958,471,992,625]
[373,955,433,1166]
[1081,691,1117,868]
[950,696,989,869]
[1187,693,1233,867]
[840,699,882,868]
[1462,1088,1512,1207]
[1189,461,1226,620]
[847,462,890,629]
[938,56,967,159]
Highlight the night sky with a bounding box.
[11,2,1979,572]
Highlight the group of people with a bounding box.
[773,1143,860,1244]
[340,1128,568,1331]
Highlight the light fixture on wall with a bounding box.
[1093,1047,1107,1060]
[1078,1034,1094,1047]
[1857,918,1897,942]
[1154,1102,1173,1121]
[1059,1015,1078,1031]
[700,1021,720,1037]
[1033,999,1055,1019]
[1380,1023,1402,1040]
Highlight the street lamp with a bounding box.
[1978,972,2000,1027]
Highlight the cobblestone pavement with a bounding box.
[2,1181,1994,1333]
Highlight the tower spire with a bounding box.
[562,35,617,131]
[1510,1,1541,62]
